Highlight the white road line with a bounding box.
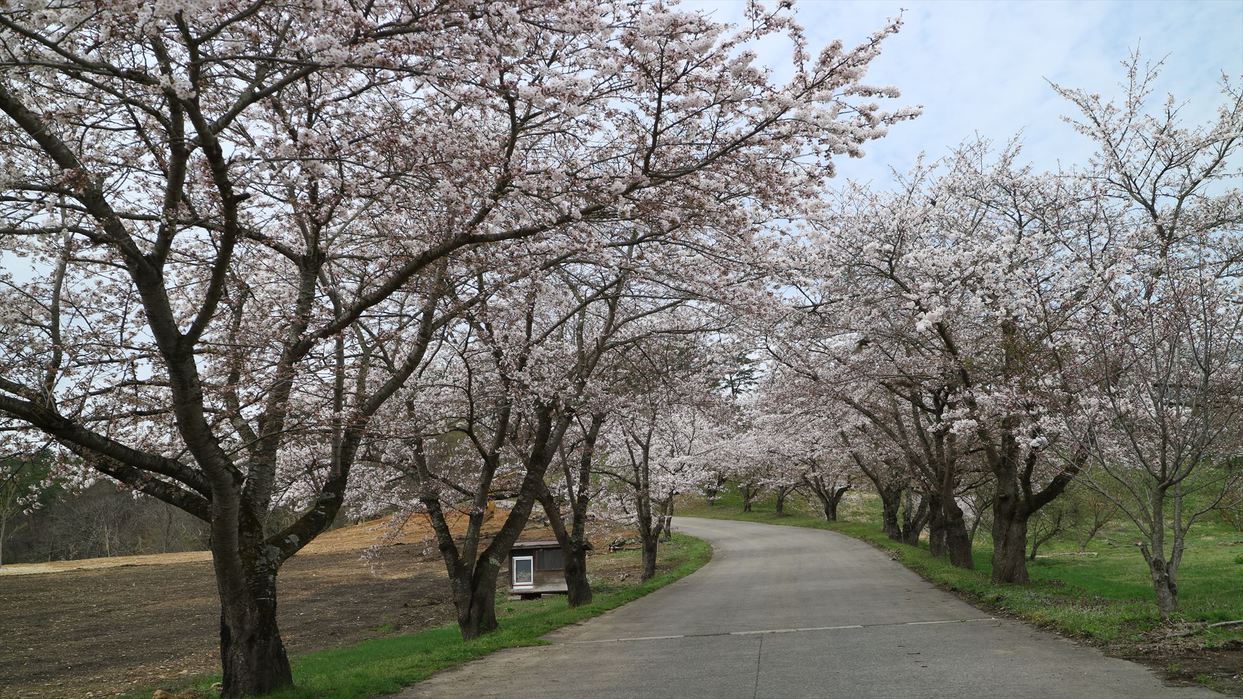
[730,624,864,636]
[900,617,995,626]
[566,633,687,644]
[563,617,997,644]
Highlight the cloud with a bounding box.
[687,0,1243,186]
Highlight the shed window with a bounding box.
[512,556,534,587]
[538,547,565,570]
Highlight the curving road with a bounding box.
[400,518,1217,698]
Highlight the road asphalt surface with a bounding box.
[399,517,1217,698]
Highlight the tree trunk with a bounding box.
[564,545,592,607]
[880,488,902,540]
[1150,562,1179,619]
[984,429,1080,583]
[643,502,675,577]
[901,522,922,546]
[1141,542,1180,620]
[452,564,499,640]
[901,492,929,546]
[991,493,1030,583]
[931,457,972,568]
[636,498,663,583]
[217,565,292,697]
[822,485,850,522]
[740,482,759,513]
[536,483,593,608]
[774,489,786,515]
[942,496,974,569]
[641,536,658,581]
[705,476,724,506]
[424,405,571,637]
[1028,534,1046,562]
[927,493,946,557]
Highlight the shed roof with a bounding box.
[510,540,561,550]
[510,540,593,551]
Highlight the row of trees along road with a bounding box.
[740,57,1242,617]
[0,1,1238,695]
[0,1,914,695]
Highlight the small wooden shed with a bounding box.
[506,540,568,598]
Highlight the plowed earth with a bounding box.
[0,513,637,698]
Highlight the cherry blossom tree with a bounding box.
[365,252,720,631]
[726,385,857,520]
[0,0,914,689]
[534,242,751,606]
[761,298,981,567]
[365,281,586,639]
[840,423,929,542]
[761,52,1239,595]
[538,411,610,606]
[0,3,466,691]
[770,140,1120,577]
[1053,59,1243,617]
[605,338,728,580]
[872,147,1100,583]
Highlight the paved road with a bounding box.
[400,518,1216,698]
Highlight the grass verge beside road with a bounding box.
[134,533,711,699]
[680,489,1243,695]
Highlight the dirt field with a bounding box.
[0,515,637,699]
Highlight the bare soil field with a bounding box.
[0,514,639,699]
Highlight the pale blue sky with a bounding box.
[689,0,1243,185]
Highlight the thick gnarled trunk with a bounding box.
[218,572,292,697]
[991,495,1030,583]
[822,497,838,521]
[212,523,293,699]
[881,486,926,544]
[941,493,974,569]
[927,493,946,557]
[880,488,903,540]
[564,545,592,606]
[925,491,972,567]
[987,441,1079,583]
[538,483,594,607]
[452,568,499,640]
[991,517,1032,582]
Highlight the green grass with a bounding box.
[682,487,1243,644]
[131,534,711,699]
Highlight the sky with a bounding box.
[687,0,1243,186]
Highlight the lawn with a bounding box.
[131,534,711,699]
[680,486,1243,694]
